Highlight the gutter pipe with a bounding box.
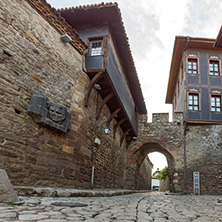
[183,37,190,194]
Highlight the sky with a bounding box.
[47,0,222,171]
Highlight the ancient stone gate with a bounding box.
[125,113,185,193]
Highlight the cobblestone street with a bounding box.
[0,192,221,222]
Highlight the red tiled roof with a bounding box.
[57,2,147,114]
[214,25,222,48]
[25,0,87,54]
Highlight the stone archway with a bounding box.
[134,142,175,191]
[124,113,185,193]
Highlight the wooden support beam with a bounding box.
[120,128,131,147]
[126,137,133,149]
[84,71,104,107]
[96,92,114,120]
[107,108,121,125]
[113,118,126,138]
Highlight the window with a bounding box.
[89,39,103,56]
[188,93,199,111]
[211,95,221,112]
[188,58,198,74]
[209,60,220,76]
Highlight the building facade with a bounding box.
[166,36,222,123]
[166,35,222,194]
[0,0,147,190]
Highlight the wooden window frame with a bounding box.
[208,58,221,76]
[187,91,200,111]
[211,94,222,112]
[87,36,104,57]
[186,56,199,75]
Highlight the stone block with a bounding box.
[152,113,169,123]
[0,169,18,203]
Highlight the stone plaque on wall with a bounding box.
[27,93,71,133]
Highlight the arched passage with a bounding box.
[132,142,175,192]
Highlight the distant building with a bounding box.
[151,168,160,191]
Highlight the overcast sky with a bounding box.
[47,0,222,171]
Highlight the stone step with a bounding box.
[14,186,150,197]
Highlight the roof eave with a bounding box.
[214,25,222,48]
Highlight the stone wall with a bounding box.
[160,176,170,192]
[127,112,222,195]
[137,157,152,190]
[186,125,222,195]
[0,0,127,189]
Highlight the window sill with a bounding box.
[86,54,103,58]
[188,110,201,112]
[187,72,199,75]
[209,75,221,77]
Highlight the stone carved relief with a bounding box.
[27,93,71,133]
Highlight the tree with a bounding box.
[156,167,168,180]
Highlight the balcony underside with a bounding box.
[85,69,138,137]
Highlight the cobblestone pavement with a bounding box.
[0,192,222,222]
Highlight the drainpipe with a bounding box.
[91,146,96,189]
[183,37,190,194]
[91,91,100,189]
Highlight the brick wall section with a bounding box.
[0,0,127,189]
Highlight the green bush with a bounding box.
[156,167,168,180]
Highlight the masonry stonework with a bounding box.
[126,113,222,195]
[186,125,222,195]
[137,157,153,190]
[0,0,127,189]
[126,113,185,193]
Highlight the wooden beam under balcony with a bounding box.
[120,128,131,147]
[96,92,114,120]
[85,71,104,107]
[107,107,121,125]
[113,118,126,138]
